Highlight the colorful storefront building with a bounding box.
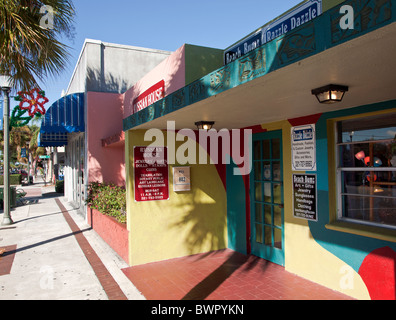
[38,40,225,261]
[122,0,396,300]
[38,0,396,300]
[40,40,173,210]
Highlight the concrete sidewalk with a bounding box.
[0,182,145,300]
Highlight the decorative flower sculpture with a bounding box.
[16,88,49,117]
[11,88,49,128]
[10,106,32,128]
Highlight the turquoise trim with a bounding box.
[309,100,396,272]
[123,0,396,131]
[226,162,247,254]
[250,130,285,266]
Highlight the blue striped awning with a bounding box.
[39,92,84,147]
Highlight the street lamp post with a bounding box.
[1,75,13,226]
[26,142,31,185]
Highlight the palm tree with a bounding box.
[27,122,46,175]
[0,123,45,174]
[0,0,75,91]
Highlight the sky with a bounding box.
[37,0,302,108]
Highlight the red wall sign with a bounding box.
[133,80,165,113]
[134,146,169,202]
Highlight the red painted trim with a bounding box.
[359,246,396,300]
[244,124,267,134]
[0,245,17,276]
[288,113,323,127]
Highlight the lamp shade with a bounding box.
[0,74,12,89]
[312,84,348,104]
[355,151,366,161]
[195,121,215,130]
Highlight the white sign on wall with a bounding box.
[291,124,317,171]
[173,167,191,192]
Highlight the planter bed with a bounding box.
[88,207,129,264]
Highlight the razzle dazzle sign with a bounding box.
[224,0,322,65]
[262,0,322,44]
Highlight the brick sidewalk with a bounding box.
[122,249,355,300]
[55,199,127,300]
[0,191,143,300]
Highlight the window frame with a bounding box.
[336,143,396,230]
[331,111,396,232]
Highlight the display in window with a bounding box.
[337,113,396,227]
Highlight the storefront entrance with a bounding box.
[251,130,284,266]
[65,133,85,212]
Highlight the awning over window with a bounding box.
[39,93,84,147]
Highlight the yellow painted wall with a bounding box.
[126,130,227,266]
[261,120,370,300]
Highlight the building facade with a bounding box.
[40,40,173,211]
[122,0,396,300]
[38,0,396,300]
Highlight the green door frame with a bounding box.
[250,130,285,266]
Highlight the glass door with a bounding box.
[251,130,284,266]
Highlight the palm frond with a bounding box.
[0,0,75,91]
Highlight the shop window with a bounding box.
[336,113,396,228]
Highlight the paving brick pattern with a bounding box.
[55,199,127,300]
[0,245,17,276]
[122,249,355,300]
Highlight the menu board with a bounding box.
[134,146,169,202]
[293,174,317,221]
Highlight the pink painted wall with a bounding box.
[87,91,125,186]
[86,45,186,186]
[88,207,129,264]
[123,44,186,119]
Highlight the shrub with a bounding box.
[86,182,126,224]
[0,174,22,185]
[55,180,64,193]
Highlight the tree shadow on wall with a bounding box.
[170,201,227,256]
[167,170,274,300]
[86,66,130,94]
